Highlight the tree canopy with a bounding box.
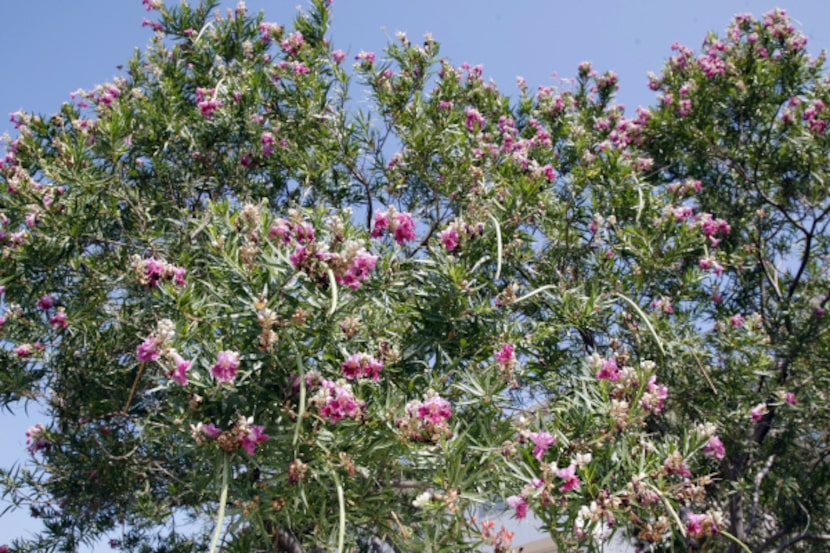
[1,2,828,552]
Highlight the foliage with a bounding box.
[0,2,827,552]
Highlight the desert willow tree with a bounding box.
[0,1,826,552]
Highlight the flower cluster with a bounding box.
[640,375,669,415]
[340,352,384,381]
[131,255,186,288]
[191,416,268,455]
[439,218,483,252]
[277,214,378,291]
[136,319,176,363]
[211,350,240,383]
[196,87,223,119]
[26,424,48,455]
[311,379,364,423]
[135,319,192,385]
[371,206,417,245]
[685,510,722,538]
[396,391,453,442]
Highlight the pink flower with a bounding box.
[169,352,191,386]
[198,422,222,440]
[14,344,35,358]
[439,227,459,252]
[685,511,719,538]
[198,98,223,119]
[529,431,556,461]
[332,50,346,64]
[641,375,669,415]
[784,392,797,405]
[556,464,581,492]
[240,424,269,455]
[393,211,417,244]
[317,380,364,423]
[596,357,620,381]
[336,249,378,291]
[465,108,486,131]
[750,403,767,421]
[261,131,275,156]
[355,50,376,64]
[686,512,705,537]
[416,395,452,426]
[136,336,161,363]
[371,210,389,238]
[506,495,528,519]
[49,310,68,329]
[37,294,54,310]
[142,18,163,32]
[730,314,746,328]
[26,424,48,454]
[211,350,240,383]
[664,452,691,477]
[268,218,292,243]
[704,435,725,460]
[341,353,384,381]
[495,343,514,365]
[281,31,305,56]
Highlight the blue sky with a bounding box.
[1,0,829,550]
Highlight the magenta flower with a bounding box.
[506,495,528,519]
[289,245,309,269]
[171,266,186,287]
[294,222,315,244]
[136,336,161,363]
[416,395,452,426]
[750,403,767,422]
[37,294,54,310]
[211,350,240,383]
[49,310,68,329]
[641,375,669,415]
[169,352,191,386]
[556,464,581,492]
[198,98,223,119]
[704,435,726,460]
[144,257,166,285]
[596,357,620,381]
[26,424,48,454]
[784,392,797,405]
[268,218,292,243]
[664,453,692,477]
[317,380,364,423]
[240,424,269,455]
[393,211,417,244]
[355,50,376,64]
[341,353,384,381]
[198,422,222,440]
[336,249,378,291]
[495,343,514,365]
[261,131,276,156]
[439,227,459,252]
[529,431,556,461]
[14,344,35,358]
[729,314,746,328]
[686,512,705,537]
[371,210,389,238]
[281,31,305,56]
[685,510,720,538]
[465,108,486,132]
[332,50,346,64]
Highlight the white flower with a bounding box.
[412,491,432,508]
